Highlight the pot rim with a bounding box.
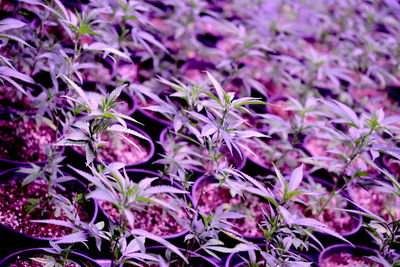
[191,175,267,240]
[0,247,101,266]
[0,167,99,242]
[318,243,379,266]
[97,168,192,240]
[146,245,220,267]
[70,122,155,168]
[159,127,247,172]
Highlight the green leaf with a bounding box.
[60,74,91,109]
[175,132,202,146]
[201,90,222,106]
[0,34,33,48]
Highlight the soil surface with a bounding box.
[98,133,149,165]
[195,182,269,237]
[275,182,359,235]
[0,89,35,113]
[321,252,381,267]
[0,177,89,238]
[242,139,307,174]
[100,195,187,237]
[297,195,358,235]
[118,64,138,82]
[351,186,400,222]
[115,99,132,115]
[0,119,56,162]
[9,253,81,267]
[76,132,150,165]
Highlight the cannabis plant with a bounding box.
[345,167,400,266]
[18,146,75,216]
[68,162,188,266]
[303,100,400,219]
[57,76,148,166]
[235,165,349,266]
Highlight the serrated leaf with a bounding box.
[130,229,188,263]
[206,71,225,105]
[288,164,303,192]
[0,33,33,48]
[0,66,35,83]
[143,185,187,195]
[0,18,26,32]
[60,74,91,109]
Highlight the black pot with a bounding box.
[96,169,191,249]
[318,244,380,267]
[0,168,98,259]
[295,177,363,247]
[192,176,266,243]
[66,122,155,171]
[0,248,101,267]
[0,112,65,172]
[159,127,247,176]
[225,244,317,267]
[145,246,220,267]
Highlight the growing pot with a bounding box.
[98,169,191,244]
[284,176,363,246]
[142,246,220,267]
[81,82,138,117]
[192,176,269,241]
[68,123,155,170]
[0,247,101,267]
[0,113,64,171]
[133,98,172,140]
[347,178,400,223]
[83,56,117,86]
[319,244,380,267]
[241,136,311,177]
[159,127,247,174]
[0,168,98,258]
[225,244,317,267]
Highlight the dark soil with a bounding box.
[243,138,308,174]
[98,133,149,165]
[195,182,269,237]
[297,196,358,235]
[118,64,138,82]
[295,189,358,235]
[321,252,381,267]
[75,132,150,165]
[100,195,187,237]
[0,92,35,113]
[275,181,359,235]
[351,186,400,222]
[0,119,55,162]
[0,83,38,112]
[9,253,80,267]
[0,177,90,238]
